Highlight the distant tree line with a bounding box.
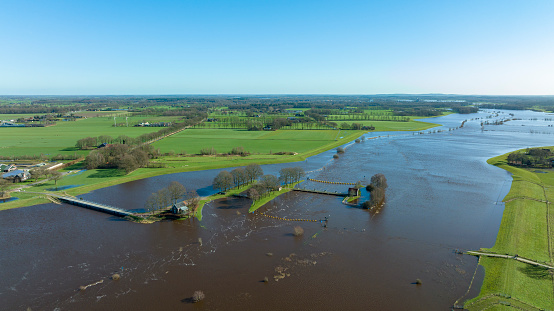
[451,106,479,114]
[507,148,554,168]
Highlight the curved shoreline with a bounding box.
[464,149,554,310]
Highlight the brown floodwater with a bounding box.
[2,109,554,310]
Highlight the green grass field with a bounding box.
[0,113,46,120]
[337,120,440,131]
[0,115,181,157]
[464,151,554,310]
[151,129,355,155]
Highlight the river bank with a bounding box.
[464,150,554,310]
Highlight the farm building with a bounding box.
[0,164,17,172]
[170,202,188,214]
[2,170,31,183]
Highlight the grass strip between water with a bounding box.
[464,149,554,310]
[248,181,303,213]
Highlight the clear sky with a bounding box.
[1,0,553,95]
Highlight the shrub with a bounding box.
[336,147,345,154]
[200,147,217,155]
[293,226,304,237]
[355,139,361,143]
[192,290,205,303]
[333,154,339,159]
[230,146,249,156]
[112,274,120,280]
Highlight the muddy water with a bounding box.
[2,109,554,310]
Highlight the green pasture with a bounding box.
[337,120,439,131]
[0,116,177,157]
[0,113,45,120]
[465,151,554,310]
[151,129,355,155]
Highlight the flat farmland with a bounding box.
[152,129,358,154]
[338,120,440,131]
[0,116,173,157]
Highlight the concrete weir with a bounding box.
[52,195,132,217]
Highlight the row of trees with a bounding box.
[76,114,205,150]
[144,181,200,213]
[212,165,305,205]
[84,144,153,173]
[339,122,376,130]
[363,173,388,209]
[212,164,264,192]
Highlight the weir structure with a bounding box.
[46,193,132,217]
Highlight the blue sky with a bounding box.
[1,0,553,95]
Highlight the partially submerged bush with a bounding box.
[293,226,304,237]
[333,154,339,159]
[336,147,345,154]
[192,290,205,303]
[355,139,361,143]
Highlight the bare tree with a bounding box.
[260,174,279,193]
[186,190,201,215]
[168,181,186,204]
[30,167,47,182]
[85,151,105,170]
[144,192,159,211]
[245,164,263,183]
[51,171,63,186]
[213,171,233,192]
[292,167,305,183]
[157,188,171,209]
[279,167,293,185]
[231,167,247,187]
[118,154,138,174]
[247,187,260,202]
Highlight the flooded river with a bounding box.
[2,109,554,310]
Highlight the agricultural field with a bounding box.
[337,120,440,131]
[151,129,357,155]
[0,113,46,120]
[0,115,181,157]
[465,151,554,310]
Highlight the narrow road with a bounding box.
[466,251,554,270]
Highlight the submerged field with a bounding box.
[465,151,554,310]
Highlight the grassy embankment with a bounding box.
[464,150,554,310]
[248,180,303,213]
[193,180,303,221]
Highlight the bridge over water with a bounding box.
[31,191,133,217]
